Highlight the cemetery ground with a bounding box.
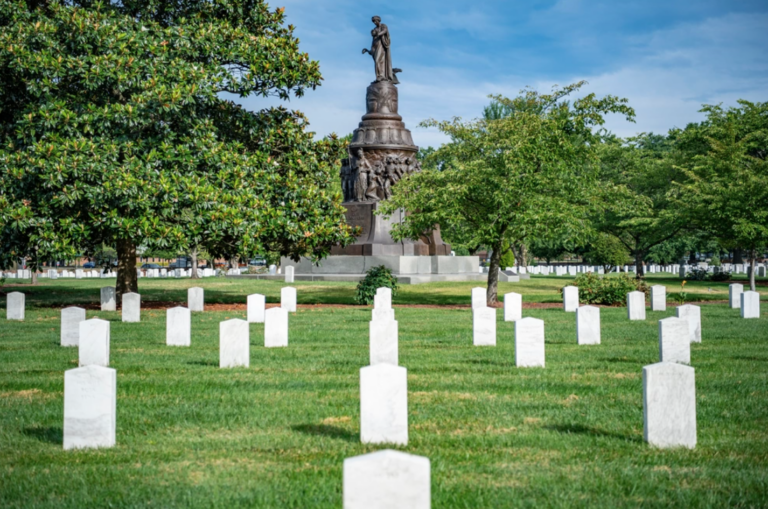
[1,276,766,507]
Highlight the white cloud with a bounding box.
[232,9,768,146]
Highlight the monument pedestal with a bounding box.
[331,201,450,256]
[276,255,482,284]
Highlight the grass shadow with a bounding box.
[187,360,218,367]
[601,357,645,364]
[23,426,63,445]
[291,424,357,442]
[732,355,768,362]
[545,423,642,443]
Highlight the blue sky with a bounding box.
[235,0,768,148]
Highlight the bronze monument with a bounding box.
[332,16,450,256]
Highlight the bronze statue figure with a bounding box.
[362,16,400,84]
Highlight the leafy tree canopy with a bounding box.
[0,0,354,293]
[380,82,634,304]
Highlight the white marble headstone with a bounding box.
[741,291,760,319]
[6,292,24,320]
[285,265,295,283]
[219,318,249,368]
[471,287,485,309]
[61,306,86,347]
[515,317,545,367]
[360,364,408,445]
[503,292,522,322]
[343,449,430,509]
[370,318,398,365]
[563,286,579,312]
[728,283,743,309]
[372,307,395,322]
[472,306,496,346]
[375,287,392,310]
[576,305,600,345]
[627,291,646,320]
[650,285,666,311]
[658,317,690,364]
[643,362,696,448]
[79,318,110,367]
[121,292,140,322]
[281,287,297,312]
[101,286,117,309]
[247,293,266,323]
[167,306,191,346]
[265,307,289,347]
[676,304,701,343]
[188,287,204,312]
[63,365,116,450]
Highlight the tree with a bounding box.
[673,101,768,291]
[581,233,631,273]
[380,82,634,304]
[593,133,688,277]
[0,1,354,299]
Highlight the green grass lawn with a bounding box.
[2,272,766,308]
[0,277,766,508]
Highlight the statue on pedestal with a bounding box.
[362,16,400,84]
[332,16,450,257]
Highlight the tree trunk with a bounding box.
[116,238,138,302]
[30,249,39,284]
[634,250,646,278]
[749,249,756,292]
[486,240,503,305]
[190,248,199,279]
[688,250,697,264]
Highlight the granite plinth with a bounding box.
[331,201,449,256]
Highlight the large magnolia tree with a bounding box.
[380,82,635,304]
[0,0,354,296]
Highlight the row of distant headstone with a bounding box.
[29,265,297,279]
[676,263,767,278]
[495,264,670,276]
[35,268,235,279]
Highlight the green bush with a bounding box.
[355,265,398,305]
[710,271,731,282]
[566,272,648,306]
[685,268,709,281]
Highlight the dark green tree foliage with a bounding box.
[354,265,398,305]
[581,233,631,272]
[0,0,354,296]
[673,101,768,291]
[593,132,687,277]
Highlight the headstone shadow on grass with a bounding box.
[186,360,218,367]
[545,423,642,443]
[22,426,63,445]
[292,424,357,442]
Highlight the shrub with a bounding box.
[709,271,731,282]
[566,272,648,306]
[685,268,709,281]
[355,265,398,305]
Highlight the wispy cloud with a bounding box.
[233,1,768,147]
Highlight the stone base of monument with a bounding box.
[329,202,451,256]
[238,255,484,284]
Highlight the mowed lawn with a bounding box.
[0,277,767,508]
